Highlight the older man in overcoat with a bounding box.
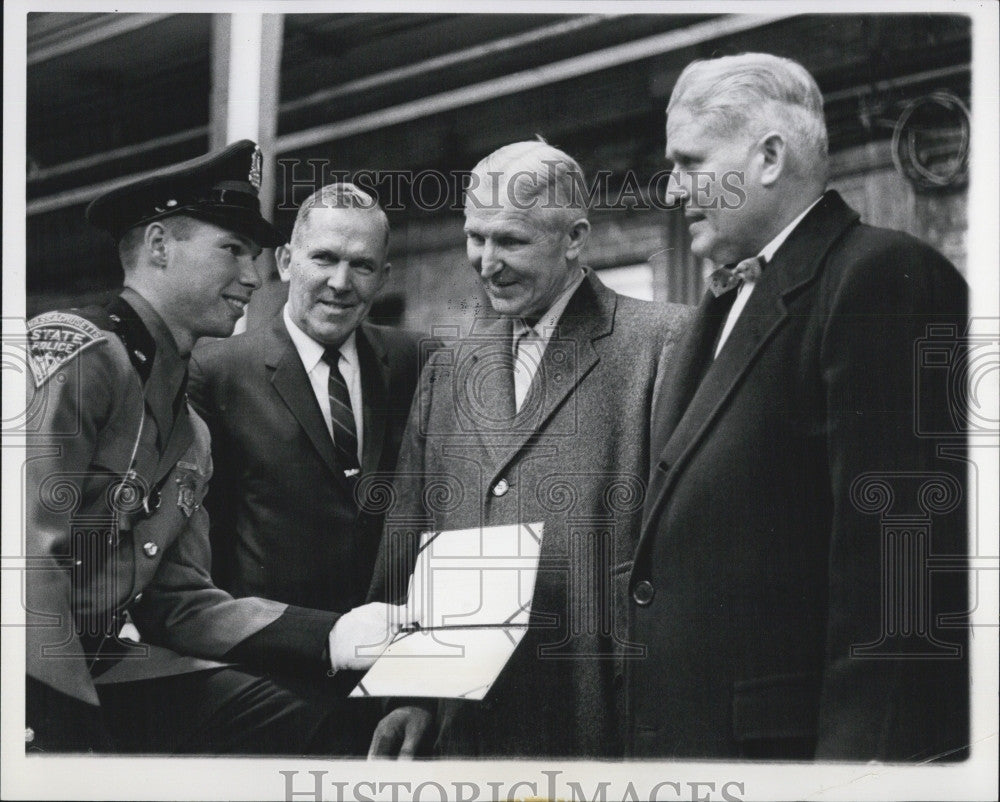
[367,141,692,758]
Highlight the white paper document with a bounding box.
[350,522,543,699]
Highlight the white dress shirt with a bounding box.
[713,197,823,358]
[511,269,586,411]
[283,304,364,464]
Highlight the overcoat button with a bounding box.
[632,580,655,606]
[492,478,509,497]
[134,592,143,603]
[25,728,35,743]
[142,542,159,558]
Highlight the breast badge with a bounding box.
[174,460,203,518]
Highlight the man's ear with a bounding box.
[144,222,169,268]
[758,132,787,188]
[275,244,291,283]
[565,218,591,261]
[378,261,392,289]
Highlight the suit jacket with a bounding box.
[367,269,693,757]
[25,290,335,717]
[188,313,427,613]
[628,191,969,761]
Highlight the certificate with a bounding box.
[350,522,543,699]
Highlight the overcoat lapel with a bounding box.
[357,324,390,475]
[460,316,517,464]
[483,271,609,476]
[648,289,732,464]
[263,315,350,492]
[641,191,860,537]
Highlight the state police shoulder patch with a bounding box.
[27,311,107,387]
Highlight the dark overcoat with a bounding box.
[628,191,969,761]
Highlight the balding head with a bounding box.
[463,140,591,320]
[291,182,390,252]
[466,140,589,230]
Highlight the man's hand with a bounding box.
[327,602,409,671]
[367,706,433,759]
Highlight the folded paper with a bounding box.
[350,522,543,699]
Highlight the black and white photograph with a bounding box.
[3,2,998,800]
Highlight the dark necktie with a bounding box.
[321,348,360,472]
[708,255,766,297]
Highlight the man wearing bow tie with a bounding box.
[627,53,969,761]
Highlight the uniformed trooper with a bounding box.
[24,140,407,754]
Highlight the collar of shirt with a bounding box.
[758,195,823,264]
[702,195,823,285]
[511,268,586,349]
[282,303,358,374]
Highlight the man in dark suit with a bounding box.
[367,141,692,758]
[188,184,425,671]
[628,53,969,761]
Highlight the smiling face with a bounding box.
[665,106,769,266]
[160,216,263,342]
[279,206,390,347]
[464,179,588,320]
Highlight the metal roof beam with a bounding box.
[274,14,792,154]
[28,13,174,65]
[280,14,608,114]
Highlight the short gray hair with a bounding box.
[291,182,390,248]
[668,53,828,181]
[466,139,589,228]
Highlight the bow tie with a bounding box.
[708,255,766,297]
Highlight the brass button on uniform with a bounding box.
[491,478,510,497]
[142,542,159,558]
[632,580,655,606]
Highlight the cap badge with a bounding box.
[249,146,262,191]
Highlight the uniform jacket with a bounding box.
[628,191,969,761]
[25,289,335,709]
[368,269,692,757]
[188,314,427,612]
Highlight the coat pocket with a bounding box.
[732,671,819,758]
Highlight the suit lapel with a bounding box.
[643,191,860,532]
[357,324,390,475]
[264,315,346,486]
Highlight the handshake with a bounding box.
[327,601,431,759]
[327,601,412,671]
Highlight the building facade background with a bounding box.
[26,12,972,335]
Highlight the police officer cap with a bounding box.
[86,139,285,248]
